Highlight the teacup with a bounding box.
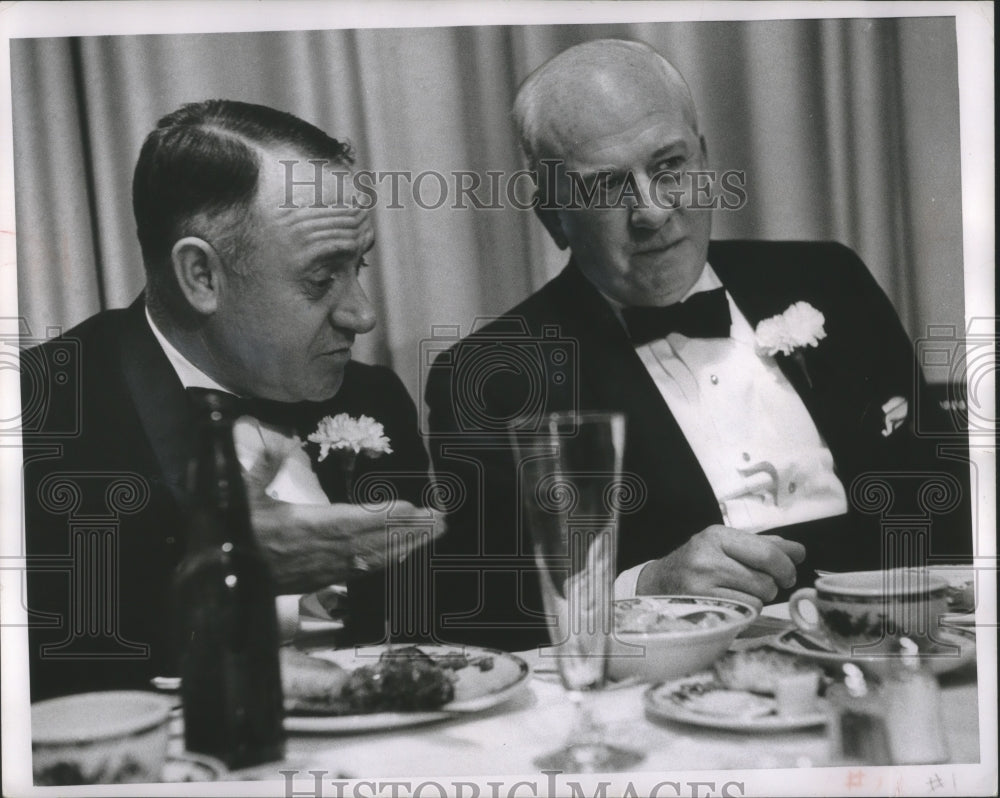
[789,570,950,656]
[32,691,173,785]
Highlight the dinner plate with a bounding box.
[285,644,531,733]
[644,673,828,732]
[770,626,976,675]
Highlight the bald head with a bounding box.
[514,39,699,170]
[512,39,713,308]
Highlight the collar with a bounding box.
[145,307,234,393]
[681,262,723,298]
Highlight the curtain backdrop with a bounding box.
[11,18,965,400]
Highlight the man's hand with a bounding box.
[242,435,445,594]
[635,525,806,610]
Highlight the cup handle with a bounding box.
[788,587,821,634]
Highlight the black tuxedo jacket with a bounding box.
[424,240,972,651]
[21,297,429,700]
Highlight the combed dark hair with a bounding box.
[132,99,354,316]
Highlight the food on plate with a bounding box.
[713,648,822,695]
[671,679,776,718]
[614,605,727,633]
[280,647,351,713]
[389,646,494,673]
[665,650,824,722]
[422,648,495,673]
[280,646,494,715]
[340,647,456,713]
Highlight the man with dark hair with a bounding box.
[132,100,356,324]
[424,40,971,651]
[21,100,440,700]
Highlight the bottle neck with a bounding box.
[188,407,256,551]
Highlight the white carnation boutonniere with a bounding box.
[754,301,827,388]
[754,301,827,356]
[308,413,393,496]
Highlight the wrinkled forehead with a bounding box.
[250,147,373,257]
[532,58,697,162]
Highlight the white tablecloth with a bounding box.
[229,608,980,781]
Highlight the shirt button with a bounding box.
[165,536,175,545]
[789,482,797,494]
[742,452,751,462]
[710,374,719,385]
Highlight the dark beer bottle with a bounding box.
[173,390,286,769]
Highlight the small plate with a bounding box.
[285,644,531,733]
[161,753,226,782]
[770,627,976,675]
[644,673,827,732]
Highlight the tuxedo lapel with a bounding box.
[296,367,400,505]
[118,297,199,506]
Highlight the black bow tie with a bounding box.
[622,288,732,345]
[186,387,325,437]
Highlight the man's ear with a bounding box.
[171,237,224,315]
[534,206,569,250]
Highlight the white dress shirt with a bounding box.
[611,264,848,596]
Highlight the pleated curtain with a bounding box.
[11,18,965,398]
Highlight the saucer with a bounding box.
[161,753,226,782]
[644,673,828,732]
[771,627,976,675]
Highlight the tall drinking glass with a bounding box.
[509,411,643,772]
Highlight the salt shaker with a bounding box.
[880,638,950,765]
[826,663,892,766]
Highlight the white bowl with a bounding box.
[609,595,758,683]
[32,691,173,785]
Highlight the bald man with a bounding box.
[424,40,971,651]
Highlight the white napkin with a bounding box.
[232,416,330,504]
